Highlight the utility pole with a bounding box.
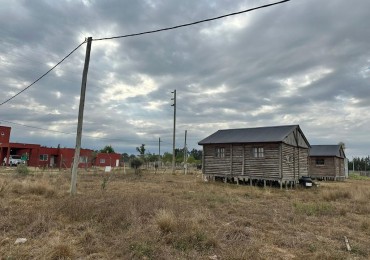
[158,137,161,168]
[171,90,176,174]
[70,37,92,196]
[183,130,187,175]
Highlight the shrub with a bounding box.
[293,201,334,216]
[16,164,29,176]
[130,158,143,174]
[155,209,176,233]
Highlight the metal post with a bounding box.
[70,37,92,196]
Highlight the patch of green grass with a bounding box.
[16,164,29,176]
[349,173,370,180]
[293,201,334,216]
[130,242,154,259]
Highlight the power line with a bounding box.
[93,0,290,42]
[0,40,86,107]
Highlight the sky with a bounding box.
[0,0,369,158]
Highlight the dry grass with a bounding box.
[0,168,369,259]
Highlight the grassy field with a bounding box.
[0,167,369,259]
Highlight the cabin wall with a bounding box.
[243,143,280,179]
[203,143,281,180]
[309,156,335,177]
[281,143,309,180]
[203,144,231,175]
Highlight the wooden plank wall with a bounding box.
[203,143,309,182]
[204,143,281,180]
[309,156,336,177]
[243,143,280,179]
[281,143,309,180]
[203,144,231,175]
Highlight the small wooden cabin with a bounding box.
[198,125,310,188]
[309,145,346,180]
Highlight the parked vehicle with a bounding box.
[3,155,25,166]
[299,176,315,188]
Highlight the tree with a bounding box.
[130,157,143,174]
[146,152,159,162]
[136,144,146,157]
[189,148,202,161]
[100,145,115,153]
[121,153,130,163]
[162,152,172,164]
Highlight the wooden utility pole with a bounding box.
[158,137,161,168]
[171,90,176,174]
[183,130,187,175]
[70,37,92,196]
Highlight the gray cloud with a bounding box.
[1,0,370,157]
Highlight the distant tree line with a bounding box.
[94,144,202,171]
[348,157,370,171]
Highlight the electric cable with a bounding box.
[0,40,86,106]
[93,0,290,42]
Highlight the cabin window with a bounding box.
[253,147,264,158]
[39,154,48,161]
[100,158,106,164]
[215,147,225,158]
[316,159,325,165]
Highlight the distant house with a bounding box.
[0,125,122,169]
[95,153,122,167]
[198,125,310,188]
[309,145,347,180]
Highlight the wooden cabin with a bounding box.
[198,125,310,188]
[309,145,346,181]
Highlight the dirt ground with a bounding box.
[0,167,369,259]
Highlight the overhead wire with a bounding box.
[0,0,290,106]
[93,0,290,42]
[0,40,86,106]
[0,0,291,149]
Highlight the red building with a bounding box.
[95,153,122,167]
[0,125,122,168]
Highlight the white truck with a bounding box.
[3,155,25,166]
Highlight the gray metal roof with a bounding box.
[309,145,345,158]
[198,125,300,145]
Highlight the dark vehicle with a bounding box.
[299,176,314,188]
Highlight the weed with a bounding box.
[155,209,176,233]
[360,220,370,232]
[130,242,154,259]
[0,179,9,197]
[293,201,334,216]
[47,243,74,260]
[16,164,29,176]
[322,189,352,201]
[349,173,370,180]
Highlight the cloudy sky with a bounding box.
[0,0,369,158]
